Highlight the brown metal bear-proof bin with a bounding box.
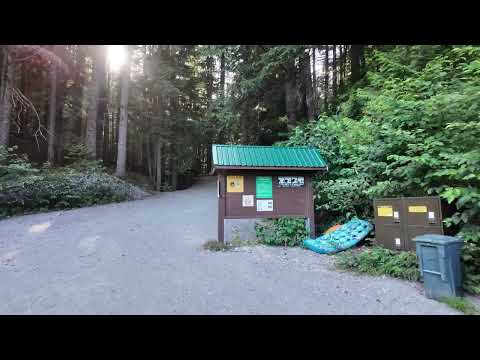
[373,196,444,251]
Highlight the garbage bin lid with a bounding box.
[412,234,463,245]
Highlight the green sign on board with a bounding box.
[256,176,272,198]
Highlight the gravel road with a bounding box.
[0,176,459,314]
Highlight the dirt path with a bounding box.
[0,176,459,314]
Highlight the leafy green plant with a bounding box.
[255,217,309,247]
[458,225,480,294]
[335,247,421,281]
[0,145,40,184]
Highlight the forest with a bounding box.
[0,45,479,293]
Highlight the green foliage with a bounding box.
[458,225,480,294]
[64,143,92,163]
[286,46,480,224]
[438,297,479,315]
[0,145,40,183]
[335,247,421,281]
[282,116,374,220]
[63,144,104,172]
[255,217,310,247]
[0,146,146,218]
[285,45,480,292]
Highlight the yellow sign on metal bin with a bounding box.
[408,206,427,213]
[377,205,393,217]
[227,176,244,193]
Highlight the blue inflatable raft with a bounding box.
[303,218,373,254]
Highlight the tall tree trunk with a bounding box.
[205,55,214,171]
[323,45,329,111]
[96,46,107,160]
[103,110,110,163]
[0,48,13,147]
[296,55,307,121]
[63,48,81,152]
[312,47,317,115]
[205,56,214,107]
[220,51,226,102]
[285,59,297,126]
[332,45,337,105]
[56,78,67,164]
[47,59,57,164]
[339,45,345,92]
[170,143,177,191]
[146,135,152,179]
[155,140,162,191]
[350,45,363,84]
[206,142,212,173]
[105,70,114,164]
[115,46,130,177]
[303,50,315,120]
[86,46,100,159]
[73,45,86,142]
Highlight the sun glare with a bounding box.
[107,45,126,72]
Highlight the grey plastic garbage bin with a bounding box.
[413,234,463,299]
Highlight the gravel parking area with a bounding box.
[0,177,459,314]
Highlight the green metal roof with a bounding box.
[212,144,327,169]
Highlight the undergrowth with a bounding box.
[255,217,309,247]
[335,246,421,281]
[438,297,479,315]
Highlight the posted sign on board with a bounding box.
[227,176,244,193]
[377,205,393,217]
[256,176,272,198]
[257,199,273,211]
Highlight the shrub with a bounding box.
[458,225,480,294]
[0,145,39,182]
[255,217,310,247]
[0,146,148,218]
[335,246,421,281]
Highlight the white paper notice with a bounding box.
[242,195,254,207]
[393,211,399,219]
[428,211,435,220]
[395,238,401,246]
[257,199,273,212]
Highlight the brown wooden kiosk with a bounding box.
[212,145,328,243]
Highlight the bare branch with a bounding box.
[9,86,49,150]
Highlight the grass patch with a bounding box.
[202,240,233,252]
[335,246,421,281]
[231,239,259,247]
[438,297,479,315]
[202,239,259,252]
